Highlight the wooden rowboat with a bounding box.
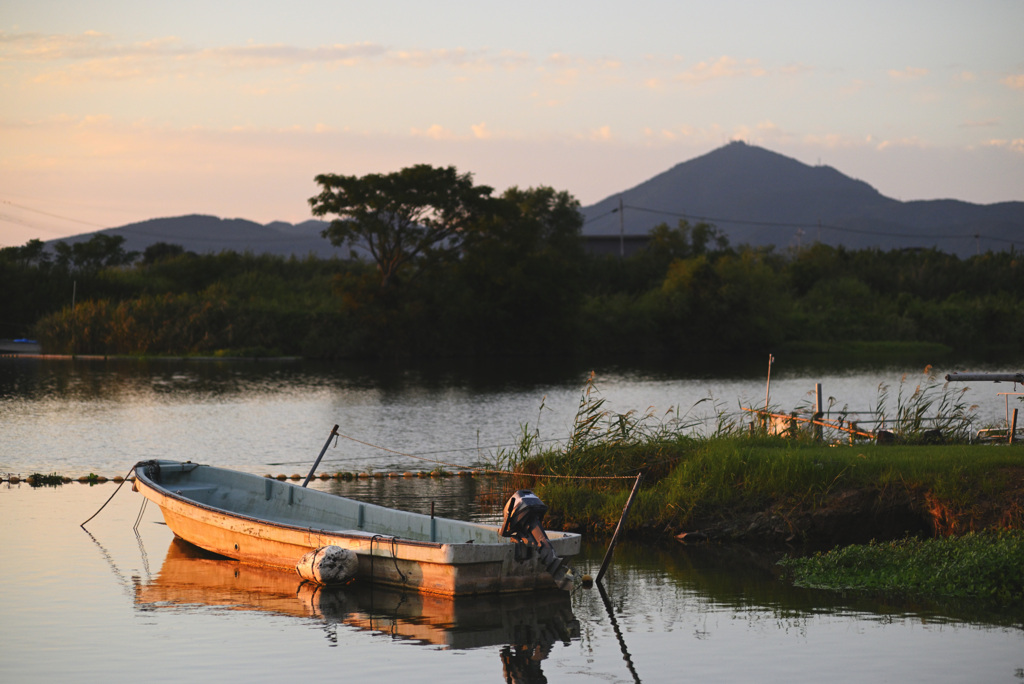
[133,460,580,596]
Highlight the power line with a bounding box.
[1,200,106,228]
[605,203,1019,245]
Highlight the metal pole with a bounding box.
[303,424,340,487]
[1011,409,1018,445]
[596,472,643,585]
[618,196,624,258]
[946,372,1024,384]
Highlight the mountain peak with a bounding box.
[581,143,1019,256]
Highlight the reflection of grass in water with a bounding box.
[778,530,1024,609]
[597,540,1024,630]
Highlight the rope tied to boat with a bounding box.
[79,463,142,529]
[369,534,407,585]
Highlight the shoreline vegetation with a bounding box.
[3,216,1024,362]
[494,376,1024,608]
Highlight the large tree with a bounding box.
[453,186,585,353]
[53,234,137,273]
[310,164,496,288]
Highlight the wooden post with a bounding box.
[764,354,774,412]
[302,424,340,487]
[813,383,823,441]
[596,473,643,585]
[1011,409,1018,445]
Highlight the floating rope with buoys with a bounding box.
[330,430,639,481]
[2,427,640,487]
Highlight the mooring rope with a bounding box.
[334,430,637,480]
[79,464,138,529]
[133,496,148,532]
[369,534,408,585]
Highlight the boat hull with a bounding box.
[133,460,580,596]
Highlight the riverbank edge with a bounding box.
[522,440,1024,552]
[538,469,1024,552]
[7,458,1023,553]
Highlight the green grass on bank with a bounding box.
[778,530,1024,607]
[514,437,1024,535]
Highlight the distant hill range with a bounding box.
[47,142,1023,259]
[46,215,341,259]
[581,141,1023,257]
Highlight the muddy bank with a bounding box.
[676,470,1024,551]
[547,465,1024,552]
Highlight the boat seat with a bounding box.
[170,484,219,499]
[328,529,392,539]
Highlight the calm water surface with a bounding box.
[2,357,1023,683]
[2,355,1022,478]
[1,482,1021,684]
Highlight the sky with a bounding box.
[2,0,1023,247]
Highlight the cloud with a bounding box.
[644,126,680,141]
[887,67,929,81]
[875,137,927,151]
[671,56,767,84]
[470,123,491,139]
[410,124,454,140]
[385,47,502,71]
[839,78,870,96]
[983,139,1024,153]
[960,119,1000,129]
[538,53,623,88]
[1,30,524,85]
[1001,74,1024,90]
[778,63,813,76]
[800,133,875,149]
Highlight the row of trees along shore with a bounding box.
[4,164,1024,359]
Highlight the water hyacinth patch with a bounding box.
[778,530,1024,606]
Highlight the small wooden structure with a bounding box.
[946,372,1024,444]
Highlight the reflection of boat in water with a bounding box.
[135,538,580,651]
[133,460,579,596]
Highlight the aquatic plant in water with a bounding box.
[779,530,1024,607]
[27,473,64,487]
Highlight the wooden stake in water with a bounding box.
[303,424,340,487]
[596,473,643,585]
[764,354,775,412]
